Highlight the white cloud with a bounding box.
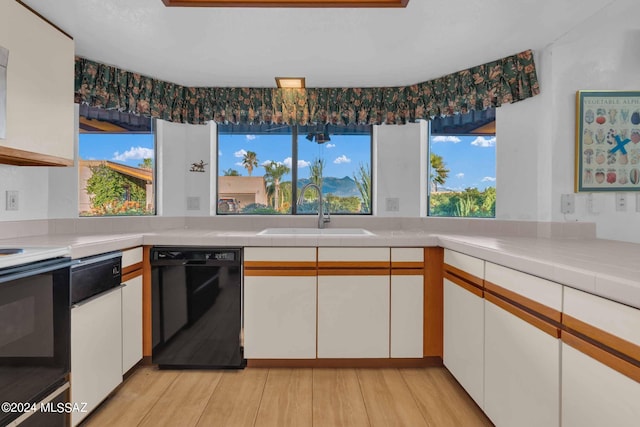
[234,161,244,167]
[481,176,496,182]
[283,157,311,168]
[431,136,461,143]
[456,173,465,179]
[334,155,351,164]
[326,143,336,148]
[218,150,222,156]
[246,135,257,141]
[234,149,247,158]
[261,160,273,167]
[112,146,154,162]
[471,136,496,147]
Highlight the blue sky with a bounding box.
[430,135,496,191]
[79,132,495,191]
[79,134,155,167]
[218,133,371,181]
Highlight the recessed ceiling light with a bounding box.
[275,77,306,89]
[162,0,409,8]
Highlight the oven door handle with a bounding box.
[71,283,126,309]
[0,259,72,284]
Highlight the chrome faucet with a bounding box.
[297,183,330,229]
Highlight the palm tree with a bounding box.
[138,158,153,170]
[353,162,371,213]
[223,168,240,176]
[430,153,449,192]
[242,151,258,176]
[263,161,290,210]
[309,157,325,189]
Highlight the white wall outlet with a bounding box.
[615,193,627,212]
[636,193,640,213]
[385,197,400,212]
[6,190,18,211]
[586,193,602,214]
[186,196,200,211]
[561,194,575,214]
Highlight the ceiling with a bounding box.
[23,0,612,88]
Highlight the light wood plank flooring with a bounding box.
[84,366,492,427]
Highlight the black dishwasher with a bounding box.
[150,247,244,369]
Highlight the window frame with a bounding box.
[215,124,373,216]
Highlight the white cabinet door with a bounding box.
[244,275,316,359]
[390,274,423,358]
[443,278,484,408]
[71,287,122,426]
[318,275,390,358]
[122,274,143,374]
[484,300,560,427]
[562,342,640,427]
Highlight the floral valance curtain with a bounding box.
[74,49,539,126]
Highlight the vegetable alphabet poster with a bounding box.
[576,91,640,192]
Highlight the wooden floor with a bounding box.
[84,366,493,427]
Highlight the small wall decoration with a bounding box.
[576,90,640,192]
[189,160,207,172]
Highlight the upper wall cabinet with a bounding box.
[0,1,74,166]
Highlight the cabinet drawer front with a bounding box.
[318,247,389,263]
[444,250,484,280]
[391,248,423,269]
[485,262,562,321]
[244,247,316,263]
[122,247,143,269]
[563,287,640,361]
[391,275,423,358]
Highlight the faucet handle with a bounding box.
[323,208,331,223]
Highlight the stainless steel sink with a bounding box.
[257,228,375,236]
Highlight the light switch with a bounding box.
[6,190,18,211]
[385,197,399,212]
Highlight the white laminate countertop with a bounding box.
[1,228,638,310]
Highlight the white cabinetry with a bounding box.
[244,247,317,359]
[443,249,485,408]
[317,247,390,358]
[71,287,122,426]
[561,287,640,427]
[0,1,74,166]
[483,263,561,427]
[390,248,423,358]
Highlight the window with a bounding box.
[78,109,155,216]
[428,114,496,218]
[217,124,372,215]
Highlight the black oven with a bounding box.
[0,256,71,427]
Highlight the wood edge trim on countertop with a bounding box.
[318,261,390,269]
[484,280,562,323]
[444,270,483,298]
[443,263,484,288]
[244,269,317,277]
[391,261,424,269]
[246,356,441,369]
[317,268,390,276]
[244,261,316,269]
[563,314,640,363]
[122,262,144,276]
[562,331,640,384]
[485,293,560,338]
[0,146,74,167]
[391,268,424,276]
[122,269,143,283]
